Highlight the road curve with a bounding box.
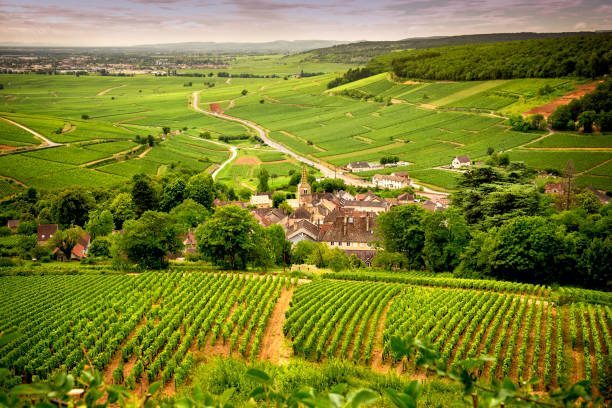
[0,117,62,147]
[199,138,238,180]
[191,91,448,195]
[191,91,373,188]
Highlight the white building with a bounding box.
[451,155,471,169]
[372,174,410,190]
[249,194,272,208]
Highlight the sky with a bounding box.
[0,0,610,46]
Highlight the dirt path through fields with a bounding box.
[97,84,126,96]
[371,301,392,373]
[524,82,601,119]
[0,116,61,147]
[258,288,294,364]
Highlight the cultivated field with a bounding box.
[1,270,609,395]
[0,70,610,193]
[195,72,611,191]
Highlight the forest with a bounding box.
[327,34,612,83]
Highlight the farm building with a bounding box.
[6,220,19,232]
[318,212,377,264]
[544,182,566,195]
[372,173,410,189]
[37,224,58,245]
[249,194,272,208]
[451,155,471,169]
[346,161,383,172]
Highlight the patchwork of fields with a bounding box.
[0,72,610,193]
[0,271,609,394]
[195,72,611,191]
[0,75,252,194]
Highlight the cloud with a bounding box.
[0,0,610,45]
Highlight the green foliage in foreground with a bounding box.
[0,330,601,407]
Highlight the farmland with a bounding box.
[0,269,609,395]
[194,71,611,191]
[0,68,610,193]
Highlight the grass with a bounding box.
[0,119,40,147]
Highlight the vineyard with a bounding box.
[0,270,610,394]
[0,272,290,389]
[285,278,611,392]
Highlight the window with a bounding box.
[330,241,334,245]
[346,242,351,246]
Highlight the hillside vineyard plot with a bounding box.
[285,279,610,391]
[0,273,289,388]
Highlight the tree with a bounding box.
[109,193,136,229]
[376,205,426,269]
[548,105,573,130]
[257,168,270,193]
[85,209,114,239]
[577,110,596,133]
[326,248,351,272]
[460,167,501,187]
[272,191,286,208]
[162,126,171,135]
[575,190,601,214]
[114,211,182,269]
[241,89,248,96]
[186,172,215,209]
[169,199,209,232]
[89,236,111,258]
[372,251,408,270]
[48,226,86,259]
[422,208,470,272]
[53,189,95,228]
[261,224,292,269]
[527,114,546,130]
[486,147,494,156]
[131,174,158,216]
[159,177,186,212]
[196,205,263,269]
[291,240,319,264]
[488,216,562,283]
[146,134,155,146]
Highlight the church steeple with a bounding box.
[298,166,311,203]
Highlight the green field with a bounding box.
[1,70,610,192]
[1,269,608,396]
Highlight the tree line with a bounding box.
[327,34,611,87]
[549,78,612,132]
[375,162,610,290]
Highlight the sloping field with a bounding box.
[2,270,608,394]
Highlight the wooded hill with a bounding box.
[366,33,611,81]
[304,31,609,64]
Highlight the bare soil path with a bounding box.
[371,301,393,374]
[524,82,601,119]
[0,116,62,147]
[97,84,126,96]
[258,288,294,364]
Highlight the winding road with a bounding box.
[190,91,448,195]
[198,137,238,180]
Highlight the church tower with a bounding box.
[297,166,311,204]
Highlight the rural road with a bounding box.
[0,117,62,147]
[196,137,238,180]
[191,91,448,195]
